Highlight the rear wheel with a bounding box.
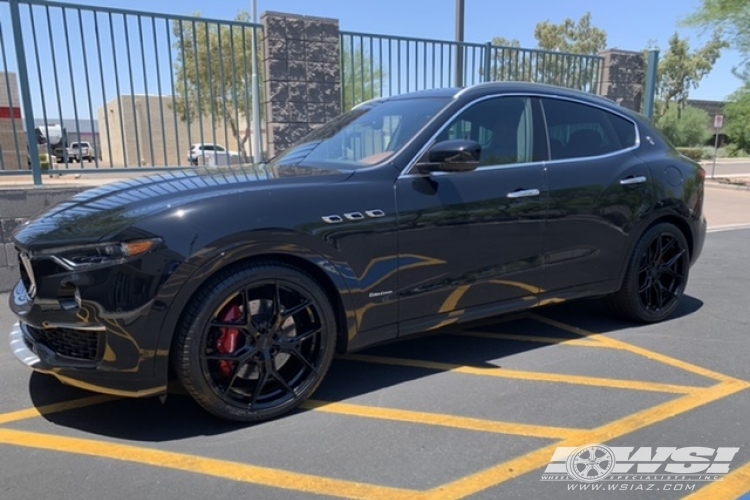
[173,261,337,421]
[609,223,690,322]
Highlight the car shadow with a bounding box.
[27,294,703,441]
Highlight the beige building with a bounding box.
[0,72,28,171]
[97,95,260,167]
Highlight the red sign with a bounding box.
[0,106,22,119]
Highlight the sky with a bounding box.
[74,0,741,101]
[0,0,744,128]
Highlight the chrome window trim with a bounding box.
[398,92,641,179]
[539,94,641,166]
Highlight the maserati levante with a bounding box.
[9,82,706,421]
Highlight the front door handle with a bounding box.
[620,176,647,186]
[507,188,540,199]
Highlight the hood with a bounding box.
[13,163,351,250]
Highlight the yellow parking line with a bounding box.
[341,354,700,394]
[0,428,422,500]
[0,395,118,425]
[447,330,609,347]
[304,400,587,440]
[425,379,750,499]
[685,459,750,500]
[529,314,744,384]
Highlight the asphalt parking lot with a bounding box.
[1,196,750,499]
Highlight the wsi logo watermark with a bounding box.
[541,444,739,483]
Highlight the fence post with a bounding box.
[8,0,41,185]
[643,49,659,122]
[483,42,492,83]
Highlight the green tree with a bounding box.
[171,13,257,157]
[686,0,750,78]
[657,32,727,118]
[341,46,385,110]
[490,13,607,91]
[725,84,750,152]
[656,105,712,146]
[534,13,607,54]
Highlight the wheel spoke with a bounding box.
[281,300,312,320]
[268,366,295,395]
[249,366,269,406]
[272,281,282,320]
[663,249,686,268]
[285,347,319,375]
[657,282,679,299]
[664,269,683,280]
[222,360,245,395]
[282,327,320,346]
[658,237,677,261]
[209,321,245,329]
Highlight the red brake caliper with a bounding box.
[216,304,242,377]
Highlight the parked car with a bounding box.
[68,141,95,163]
[9,82,706,422]
[187,143,241,166]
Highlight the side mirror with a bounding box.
[417,139,481,173]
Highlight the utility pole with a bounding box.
[455,0,465,88]
[251,0,263,163]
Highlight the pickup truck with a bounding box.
[68,141,96,162]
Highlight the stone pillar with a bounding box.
[261,12,342,157]
[598,50,646,113]
[0,72,28,170]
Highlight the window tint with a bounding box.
[215,145,226,152]
[436,96,537,167]
[542,98,637,160]
[202,145,214,151]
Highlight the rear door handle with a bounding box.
[620,176,647,185]
[507,188,540,199]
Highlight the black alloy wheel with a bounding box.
[173,261,336,421]
[609,223,690,323]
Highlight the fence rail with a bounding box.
[0,0,264,180]
[340,30,604,109]
[2,0,628,185]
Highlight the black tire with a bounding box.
[608,223,690,322]
[172,261,337,421]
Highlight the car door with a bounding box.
[539,96,652,295]
[395,95,547,331]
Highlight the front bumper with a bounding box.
[8,270,170,398]
[9,319,166,397]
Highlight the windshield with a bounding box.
[274,97,450,168]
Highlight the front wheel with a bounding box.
[173,261,337,421]
[608,223,690,323]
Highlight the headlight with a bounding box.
[43,238,162,269]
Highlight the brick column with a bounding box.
[598,50,646,113]
[261,12,342,157]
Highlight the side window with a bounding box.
[215,145,226,152]
[203,145,215,152]
[542,98,637,160]
[436,96,537,167]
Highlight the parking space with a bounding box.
[1,228,750,499]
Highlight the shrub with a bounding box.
[656,105,711,147]
[676,147,704,160]
[725,85,750,153]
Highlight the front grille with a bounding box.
[27,325,102,361]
